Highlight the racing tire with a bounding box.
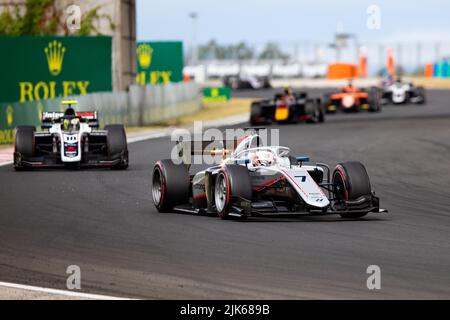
[250,102,262,126]
[14,125,35,171]
[306,101,320,124]
[152,160,190,213]
[414,86,426,105]
[332,161,372,219]
[105,124,129,170]
[323,94,336,114]
[368,87,381,112]
[214,165,252,219]
[318,101,325,123]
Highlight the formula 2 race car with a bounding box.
[250,88,325,125]
[151,129,387,219]
[381,78,426,105]
[323,80,381,113]
[14,100,129,170]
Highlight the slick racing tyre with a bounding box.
[323,94,335,113]
[105,124,129,169]
[368,87,381,112]
[152,160,190,213]
[306,101,322,124]
[414,86,426,104]
[311,100,326,123]
[14,125,35,171]
[333,161,372,219]
[214,165,252,219]
[250,102,263,126]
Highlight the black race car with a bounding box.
[250,90,325,125]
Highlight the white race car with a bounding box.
[152,129,387,219]
[14,100,129,170]
[381,78,426,105]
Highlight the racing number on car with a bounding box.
[294,175,307,182]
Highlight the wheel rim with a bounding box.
[333,171,346,200]
[152,168,163,206]
[215,173,228,212]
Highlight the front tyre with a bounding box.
[214,165,252,219]
[333,161,372,219]
[14,125,35,171]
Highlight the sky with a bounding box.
[137,0,450,69]
[137,0,450,44]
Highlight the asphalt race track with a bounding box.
[0,89,449,299]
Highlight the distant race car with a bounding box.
[323,81,381,113]
[250,89,325,125]
[381,78,426,105]
[14,100,129,170]
[151,129,387,220]
[223,75,271,90]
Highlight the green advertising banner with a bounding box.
[202,87,231,103]
[0,36,112,104]
[136,41,183,85]
[0,100,46,144]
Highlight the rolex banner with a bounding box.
[136,41,183,85]
[0,36,112,104]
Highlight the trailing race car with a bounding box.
[14,100,129,170]
[223,74,271,90]
[250,88,325,125]
[151,129,386,219]
[323,80,381,113]
[381,78,426,105]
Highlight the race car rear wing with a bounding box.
[41,111,99,129]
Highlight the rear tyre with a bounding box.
[214,165,252,219]
[318,101,325,123]
[152,160,190,213]
[333,161,372,219]
[323,94,336,114]
[14,125,35,171]
[105,124,129,169]
[306,101,320,124]
[250,102,262,126]
[414,86,426,104]
[368,87,381,112]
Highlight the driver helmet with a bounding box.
[250,150,275,167]
[62,118,80,131]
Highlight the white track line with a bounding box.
[0,281,132,300]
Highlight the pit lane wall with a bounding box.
[0,82,200,144]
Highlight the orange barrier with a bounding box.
[424,63,433,78]
[327,63,358,79]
